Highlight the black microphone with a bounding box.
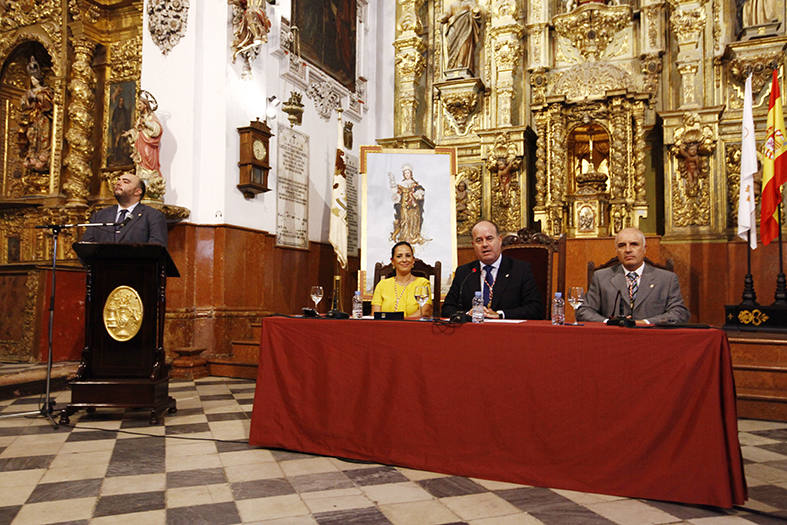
[608,289,635,327]
[450,267,478,323]
[116,215,133,229]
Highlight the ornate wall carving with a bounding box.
[147,0,190,56]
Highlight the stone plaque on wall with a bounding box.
[345,153,359,257]
[276,126,310,249]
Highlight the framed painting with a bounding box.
[292,0,356,91]
[360,147,457,297]
[105,81,135,168]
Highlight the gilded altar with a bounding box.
[0,0,187,267]
[391,0,786,243]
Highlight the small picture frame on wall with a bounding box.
[105,81,136,168]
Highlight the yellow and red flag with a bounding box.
[761,69,787,246]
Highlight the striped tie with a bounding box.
[626,271,638,307]
[483,265,494,307]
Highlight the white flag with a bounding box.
[738,73,758,249]
[329,112,348,268]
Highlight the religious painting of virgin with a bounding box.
[360,147,458,297]
[105,81,136,168]
[292,0,356,91]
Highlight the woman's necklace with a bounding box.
[393,275,413,310]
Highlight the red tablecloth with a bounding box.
[249,318,747,508]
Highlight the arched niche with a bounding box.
[0,41,54,198]
[567,122,610,194]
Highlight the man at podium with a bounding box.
[81,173,167,246]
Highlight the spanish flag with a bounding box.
[761,69,787,246]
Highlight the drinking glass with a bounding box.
[567,286,585,325]
[414,285,429,320]
[310,286,324,311]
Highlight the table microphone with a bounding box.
[450,267,478,323]
[608,289,635,327]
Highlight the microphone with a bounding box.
[116,214,133,229]
[450,267,478,323]
[608,289,635,327]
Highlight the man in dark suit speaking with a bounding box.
[442,220,542,320]
[576,227,689,325]
[81,173,167,246]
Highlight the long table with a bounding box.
[249,318,747,508]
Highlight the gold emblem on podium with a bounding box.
[103,286,144,341]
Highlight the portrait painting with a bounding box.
[105,81,136,168]
[292,0,356,91]
[360,147,457,296]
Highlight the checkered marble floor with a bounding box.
[0,378,785,525]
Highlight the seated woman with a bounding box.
[372,241,432,319]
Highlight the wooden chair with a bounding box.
[501,228,566,320]
[373,259,442,317]
[586,257,674,290]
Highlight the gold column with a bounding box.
[63,39,96,208]
[668,1,707,108]
[394,0,426,137]
[489,2,523,128]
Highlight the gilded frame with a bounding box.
[359,146,457,297]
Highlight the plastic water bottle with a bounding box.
[551,292,565,325]
[471,291,484,323]
[352,291,363,319]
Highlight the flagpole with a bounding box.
[742,230,757,306]
[775,195,787,304]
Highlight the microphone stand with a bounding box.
[0,221,114,427]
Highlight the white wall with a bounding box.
[141,0,395,242]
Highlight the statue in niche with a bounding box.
[17,56,54,174]
[489,155,520,208]
[123,90,163,182]
[739,0,780,27]
[439,0,482,75]
[455,180,469,222]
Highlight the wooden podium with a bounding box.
[61,243,180,424]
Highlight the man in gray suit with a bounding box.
[81,173,167,246]
[576,227,689,325]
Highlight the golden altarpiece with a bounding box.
[0,1,187,361]
[389,0,786,243]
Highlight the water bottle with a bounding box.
[352,291,363,319]
[551,292,565,325]
[471,291,484,323]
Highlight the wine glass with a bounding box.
[310,286,324,312]
[414,285,429,320]
[567,286,585,325]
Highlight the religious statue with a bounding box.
[489,155,520,208]
[455,180,469,222]
[123,90,163,182]
[439,0,482,75]
[230,0,272,62]
[388,164,430,245]
[740,0,780,27]
[17,56,54,174]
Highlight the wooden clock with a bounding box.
[237,118,273,198]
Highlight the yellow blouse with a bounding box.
[371,276,431,317]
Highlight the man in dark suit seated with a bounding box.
[576,227,689,325]
[81,173,167,246]
[442,220,542,320]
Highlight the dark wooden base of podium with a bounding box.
[60,377,177,425]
